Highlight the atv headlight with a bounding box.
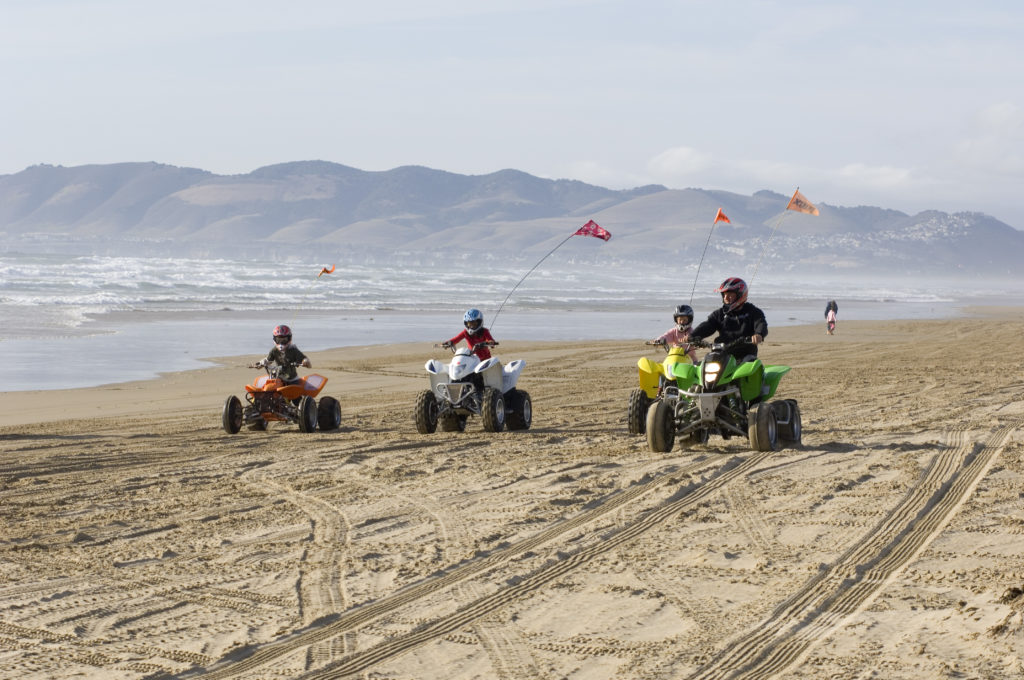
[704,361,721,384]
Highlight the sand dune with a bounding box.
[2,312,1023,679]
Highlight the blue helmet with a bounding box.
[463,308,484,334]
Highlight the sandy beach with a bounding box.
[2,310,1024,679]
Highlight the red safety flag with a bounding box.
[714,208,730,224]
[573,219,611,241]
[317,265,336,278]
[786,189,819,216]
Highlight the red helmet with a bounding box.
[272,324,292,345]
[715,277,748,310]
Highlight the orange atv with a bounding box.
[222,360,341,434]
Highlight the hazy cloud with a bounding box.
[954,103,1024,175]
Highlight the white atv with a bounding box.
[414,342,531,433]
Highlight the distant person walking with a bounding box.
[825,300,838,335]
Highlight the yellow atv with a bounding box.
[627,340,694,435]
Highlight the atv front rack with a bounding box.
[436,382,475,407]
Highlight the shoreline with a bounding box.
[7,300,1002,394]
[5,309,1022,428]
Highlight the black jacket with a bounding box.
[264,344,308,381]
[825,300,838,317]
[691,302,768,360]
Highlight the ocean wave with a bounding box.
[0,253,984,336]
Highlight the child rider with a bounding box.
[443,308,498,360]
[647,304,699,364]
[253,324,311,382]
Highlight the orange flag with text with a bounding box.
[786,189,819,216]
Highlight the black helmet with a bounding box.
[673,304,694,328]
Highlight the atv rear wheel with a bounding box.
[317,396,342,431]
[414,389,439,434]
[646,399,675,453]
[298,395,318,433]
[439,413,467,432]
[774,399,802,444]
[222,396,242,434]
[506,389,532,431]
[481,387,506,432]
[627,389,651,435]
[748,402,779,451]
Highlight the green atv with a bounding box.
[645,338,801,453]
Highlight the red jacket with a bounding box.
[448,328,497,359]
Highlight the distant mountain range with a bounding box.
[2,160,1022,276]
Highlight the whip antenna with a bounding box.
[689,208,731,304]
[489,220,611,332]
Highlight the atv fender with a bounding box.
[425,359,446,375]
[761,365,792,401]
[475,358,505,391]
[501,359,526,393]
[732,360,765,402]
[669,362,700,390]
[637,357,663,399]
[301,374,327,397]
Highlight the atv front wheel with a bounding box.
[646,399,675,453]
[748,402,779,451]
[627,389,651,435]
[222,396,242,434]
[481,387,506,432]
[298,395,318,433]
[506,389,532,431]
[772,399,801,444]
[317,396,342,431]
[414,389,439,434]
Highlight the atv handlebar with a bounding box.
[250,359,307,374]
[687,337,749,351]
[436,340,497,353]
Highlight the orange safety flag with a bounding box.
[317,265,336,278]
[786,189,819,216]
[573,219,611,241]
[714,208,730,224]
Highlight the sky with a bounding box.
[2,0,1023,228]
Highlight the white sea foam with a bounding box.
[0,252,1010,391]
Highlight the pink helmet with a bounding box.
[272,324,292,346]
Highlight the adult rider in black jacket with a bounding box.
[689,277,767,362]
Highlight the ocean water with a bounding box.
[0,252,1006,392]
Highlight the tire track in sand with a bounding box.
[686,422,1017,680]
[181,454,727,679]
[246,473,354,668]
[283,452,773,679]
